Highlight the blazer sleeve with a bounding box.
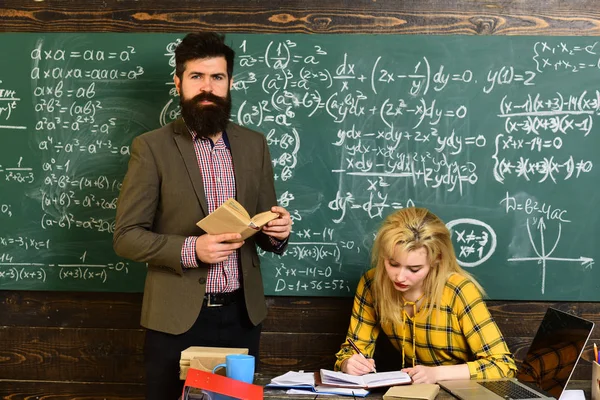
[113,135,186,275]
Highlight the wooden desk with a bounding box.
[260,377,593,399]
[182,375,593,399]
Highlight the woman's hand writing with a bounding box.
[341,355,376,376]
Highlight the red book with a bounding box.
[182,368,263,400]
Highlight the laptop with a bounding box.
[439,307,594,400]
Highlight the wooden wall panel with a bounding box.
[1,291,143,329]
[0,326,144,382]
[263,297,353,333]
[2,292,600,383]
[0,381,144,400]
[1,0,600,34]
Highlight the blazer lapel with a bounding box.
[172,118,209,216]
[227,123,248,207]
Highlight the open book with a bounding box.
[196,198,278,242]
[318,369,411,389]
[266,371,369,397]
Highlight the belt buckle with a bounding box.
[206,294,222,307]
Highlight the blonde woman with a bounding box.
[335,207,517,384]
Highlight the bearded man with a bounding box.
[113,32,291,400]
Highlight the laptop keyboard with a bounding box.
[477,380,543,399]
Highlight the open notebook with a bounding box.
[266,371,370,397]
[318,369,411,389]
[267,369,411,397]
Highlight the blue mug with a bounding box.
[212,354,255,384]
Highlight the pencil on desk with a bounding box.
[594,343,598,363]
[347,338,377,373]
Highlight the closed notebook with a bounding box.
[383,383,439,400]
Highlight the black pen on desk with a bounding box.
[347,338,377,373]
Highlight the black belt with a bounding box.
[203,289,242,307]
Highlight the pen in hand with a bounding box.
[347,338,377,373]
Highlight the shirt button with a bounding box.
[216,177,221,183]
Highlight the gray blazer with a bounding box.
[113,118,284,334]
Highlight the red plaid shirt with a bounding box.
[181,130,240,293]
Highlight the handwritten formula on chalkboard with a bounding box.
[0,34,597,300]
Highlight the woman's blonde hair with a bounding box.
[372,207,484,324]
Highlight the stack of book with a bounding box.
[179,346,248,380]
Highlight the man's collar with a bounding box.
[175,117,231,149]
[219,130,231,148]
[188,126,231,149]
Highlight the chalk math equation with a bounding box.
[0,34,597,299]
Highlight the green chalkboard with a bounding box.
[0,33,598,300]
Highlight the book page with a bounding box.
[319,369,365,387]
[223,198,251,220]
[249,210,279,229]
[197,199,279,241]
[196,204,249,235]
[268,371,314,387]
[314,386,370,396]
[363,370,411,386]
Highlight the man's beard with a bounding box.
[179,90,232,138]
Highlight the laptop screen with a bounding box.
[516,308,594,398]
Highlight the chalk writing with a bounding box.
[0,34,596,299]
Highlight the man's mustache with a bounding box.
[190,92,228,106]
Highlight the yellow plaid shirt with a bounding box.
[334,269,517,379]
